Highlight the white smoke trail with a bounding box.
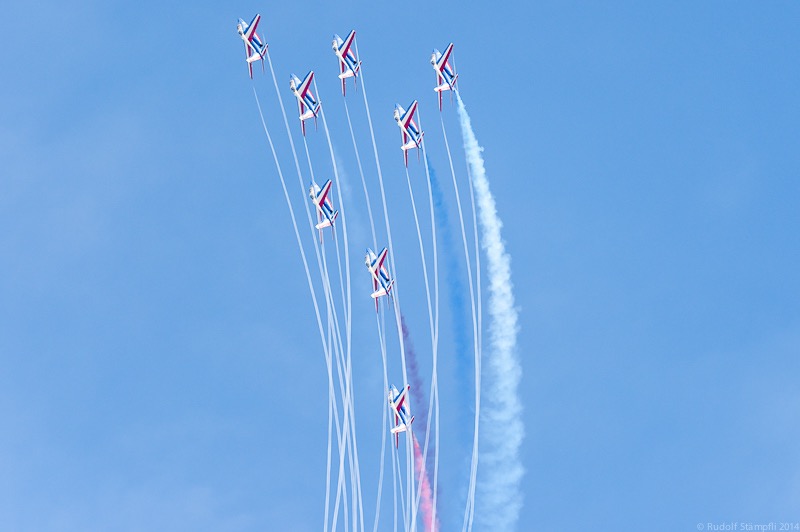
[263,52,362,530]
[417,109,442,532]
[343,84,394,532]
[437,112,482,531]
[456,93,523,531]
[357,50,415,529]
[463,139,483,532]
[252,86,346,532]
[318,100,364,532]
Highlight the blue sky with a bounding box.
[1,1,799,530]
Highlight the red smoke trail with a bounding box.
[413,433,440,532]
[401,316,428,435]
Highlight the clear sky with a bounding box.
[1,1,799,531]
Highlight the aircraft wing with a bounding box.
[436,43,454,76]
[298,71,314,100]
[340,30,356,59]
[317,179,332,207]
[244,14,261,42]
[337,30,357,72]
[393,384,408,410]
[401,100,419,130]
[375,247,388,272]
[401,101,422,145]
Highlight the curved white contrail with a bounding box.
[437,112,482,532]
[403,160,440,532]
[252,85,347,531]
[342,81,397,532]
[357,50,415,530]
[456,93,523,532]
[417,108,442,532]
[263,51,364,530]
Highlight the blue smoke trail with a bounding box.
[427,160,474,530]
[456,93,523,532]
[426,160,471,390]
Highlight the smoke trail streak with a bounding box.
[301,121,356,529]
[462,138,483,532]
[402,164,437,532]
[319,241,352,531]
[322,244,360,532]
[357,50,415,528]
[426,160,471,390]
[401,317,428,441]
[264,52,362,530]
[456,93,523,531]
[402,314,444,532]
[416,115,441,532]
[413,435,440,532]
[317,82,363,531]
[428,156,476,529]
[252,86,346,532]
[342,92,391,532]
[374,309,392,532]
[393,442,408,532]
[437,114,482,532]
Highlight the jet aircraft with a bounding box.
[365,247,394,310]
[290,71,321,135]
[309,179,339,240]
[388,384,415,448]
[236,14,267,78]
[431,43,458,110]
[332,30,361,96]
[393,100,424,167]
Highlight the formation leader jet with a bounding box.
[289,71,321,135]
[332,30,361,96]
[388,384,415,448]
[236,14,267,78]
[393,100,424,167]
[365,247,394,309]
[431,43,458,110]
[309,179,339,240]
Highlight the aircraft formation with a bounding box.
[234,14,504,532]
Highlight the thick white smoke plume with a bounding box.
[456,93,523,532]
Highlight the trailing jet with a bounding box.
[365,247,394,310]
[431,43,458,110]
[289,71,321,135]
[388,384,415,448]
[393,100,424,167]
[309,179,338,240]
[332,30,361,96]
[236,14,267,78]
